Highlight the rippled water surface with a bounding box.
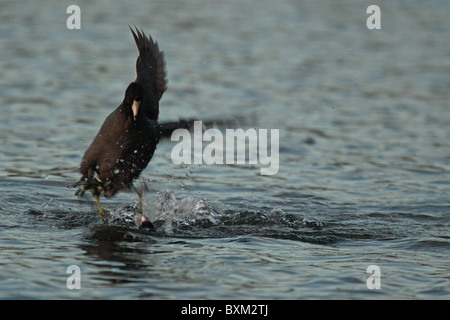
[0,0,449,299]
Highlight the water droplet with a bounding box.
[114,169,120,174]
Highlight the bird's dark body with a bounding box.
[73,27,167,201]
[79,106,160,197]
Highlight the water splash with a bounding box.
[102,190,329,242]
[142,190,221,234]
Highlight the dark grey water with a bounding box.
[0,0,449,299]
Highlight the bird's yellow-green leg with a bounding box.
[91,189,105,217]
[94,194,104,215]
[138,194,143,214]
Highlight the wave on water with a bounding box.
[23,185,448,248]
[100,190,330,243]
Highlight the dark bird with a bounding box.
[70,27,236,220]
[71,27,168,216]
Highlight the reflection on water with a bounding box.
[0,0,449,299]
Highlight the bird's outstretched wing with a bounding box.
[158,118,242,138]
[130,26,167,120]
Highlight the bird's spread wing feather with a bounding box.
[130,26,167,120]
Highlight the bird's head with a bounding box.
[125,82,144,121]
